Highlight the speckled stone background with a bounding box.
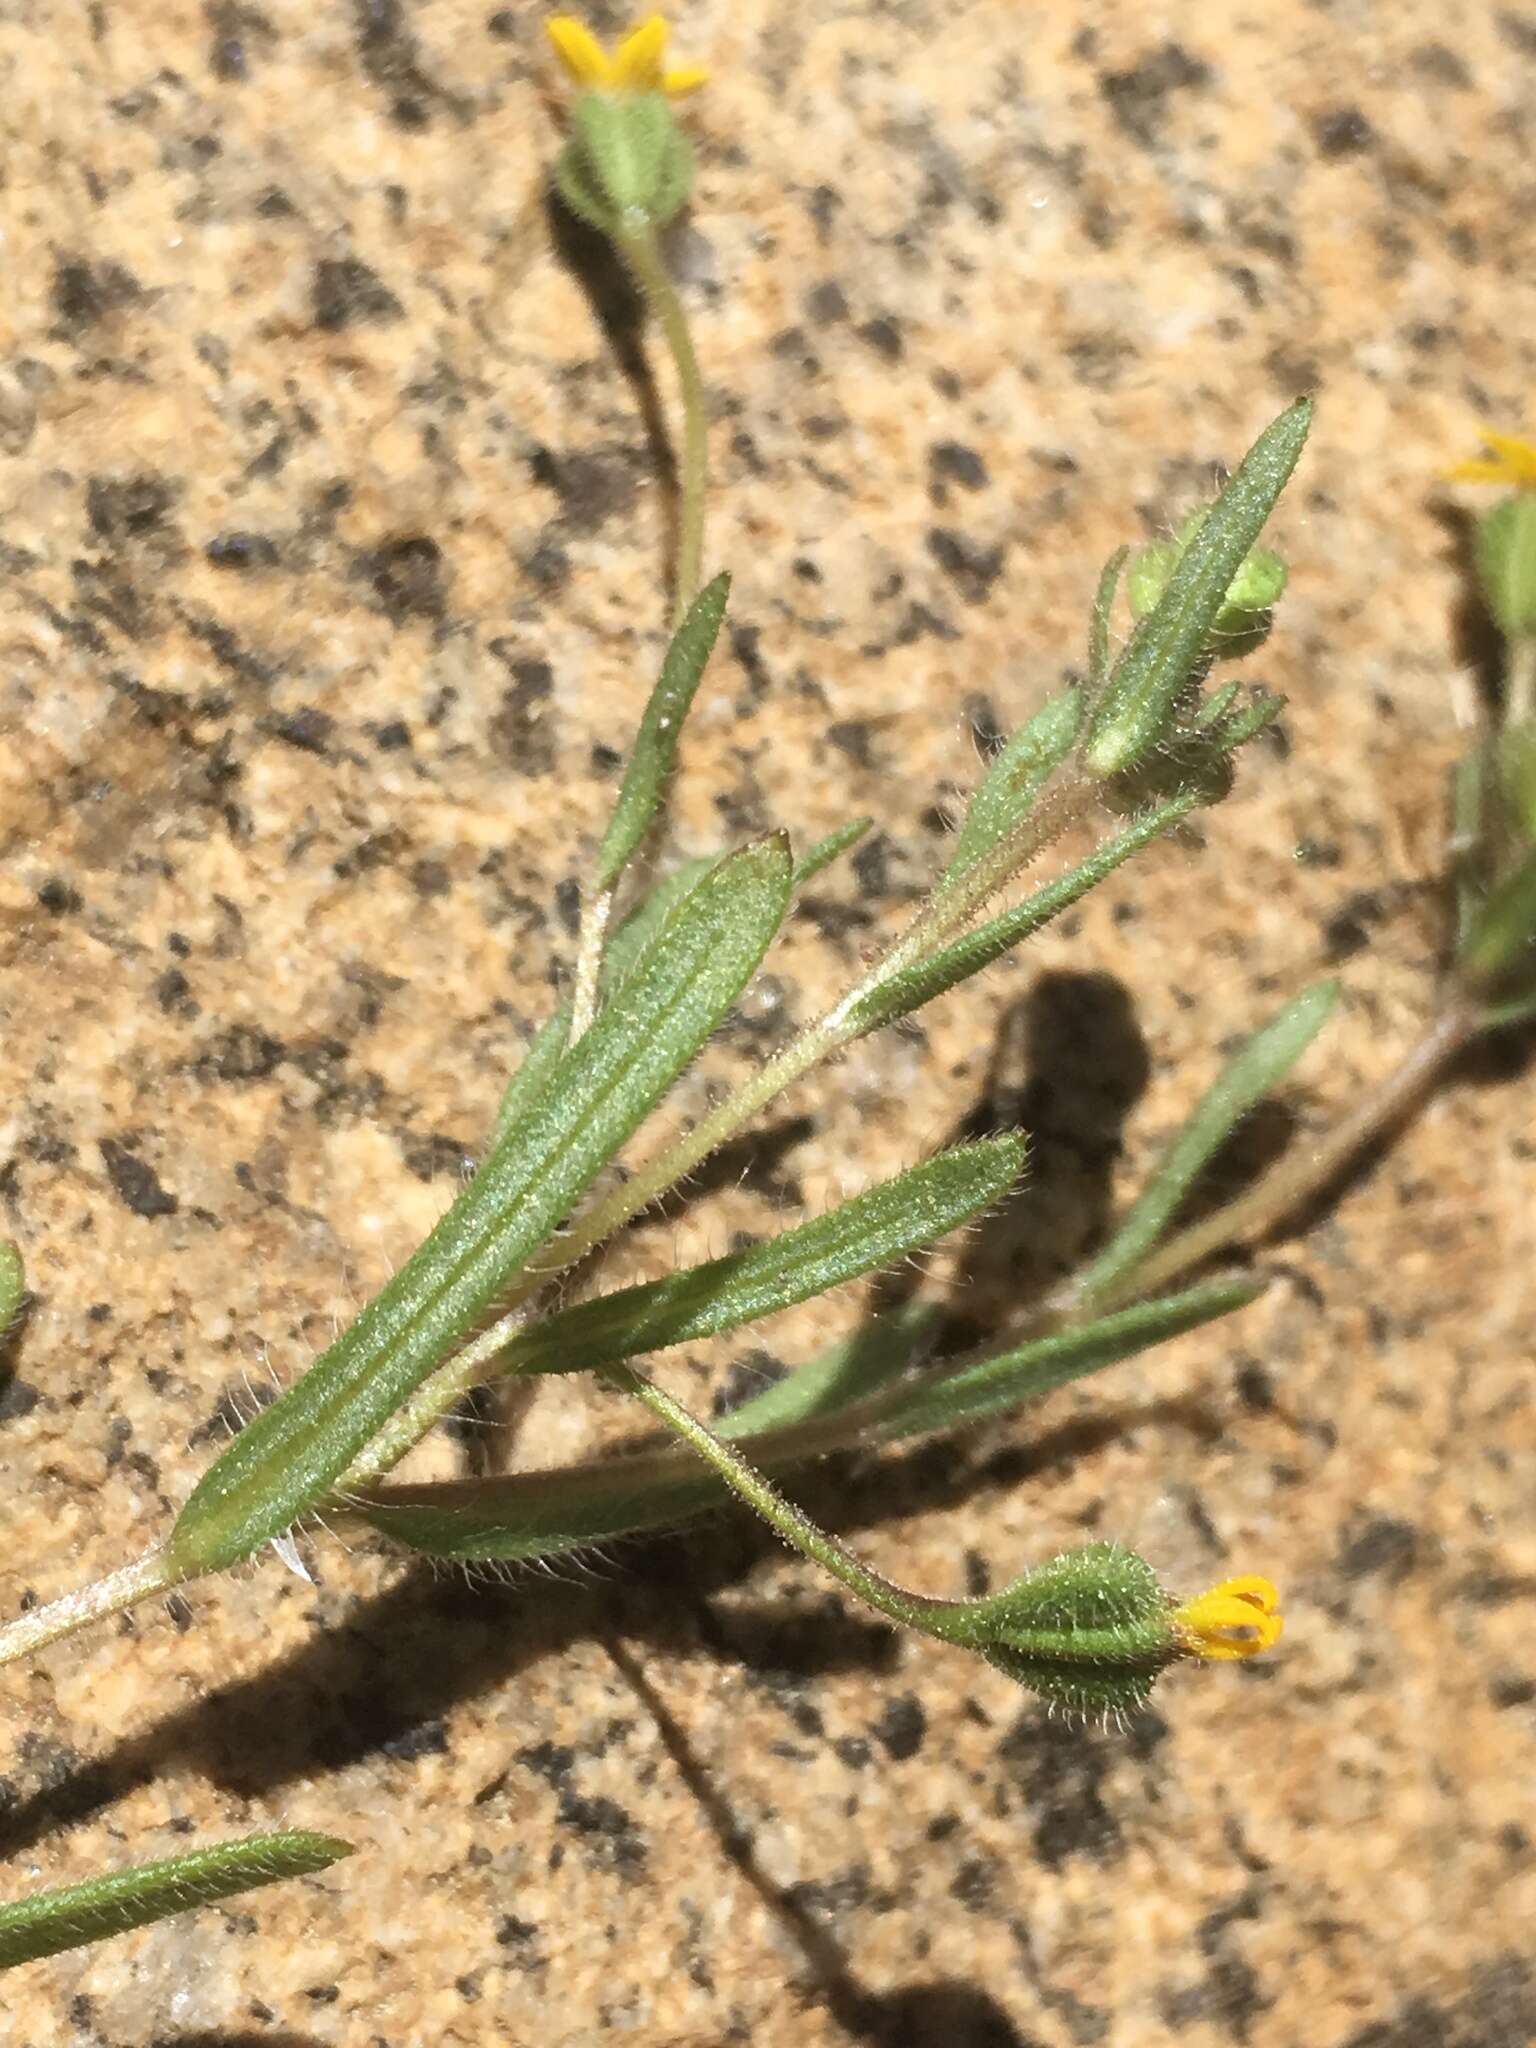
[2,1,1534,2043]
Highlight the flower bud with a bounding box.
[1128,509,1288,647]
[943,1543,1286,1719]
[554,93,694,238]
[958,1542,1180,1719]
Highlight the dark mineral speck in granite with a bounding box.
[98,1139,178,1219]
[312,255,404,331]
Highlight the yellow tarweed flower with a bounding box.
[1172,1575,1283,1662]
[546,14,708,98]
[1445,427,1536,490]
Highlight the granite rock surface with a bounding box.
[1,2,1534,2043]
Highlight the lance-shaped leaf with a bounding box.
[486,856,719,1156]
[502,1137,1024,1380]
[938,686,1083,897]
[595,574,731,892]
[1072,981,1340,1309]
[355,1277,1259,1564]
[487,1008,572,1156]
[845,791,1201,1038]
[485,813,863,1163]
[793,817,874,889]
[489,819,866,1159]
[869,1276,1264,1438]
[1459,846,1536,996]
[1083,400,1311,776]
[0,1831,351,1971]
[171,837,793,1574]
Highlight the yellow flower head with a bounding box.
[1172,1575,1283,1662]
[1445,427,1536,490]
[546,14,708,98]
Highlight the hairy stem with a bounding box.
[604,1365,971,1637]
[619,226,708,630]
[0,1551,188,1672]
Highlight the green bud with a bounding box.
[1129,509,1288,644]
[1083,399,1310,779]
[553,92,694,238]
[1475,495,1536,640]
[947,1542,1179,1719]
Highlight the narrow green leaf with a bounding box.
[0,1243,23,1332]
[356,1278,1259,1564]
[488,1009,572,1155]
[0,1831,351,1971]
[595,573,731,891]
[171,837,793,1573]
[502,1136,1024,1380]
[873,1277,1265,1438]
[845,791,1200,1037]
[1073,982,1339,1308]
[1201,687,1285,755]
[1459,846,1536,993]
[1088,546,1129,692]
[793,818,874,890]
[940,686,1084,894]
[1083,400,1312,776]
[486,857,719,1159]
[1193,680,1243,731]
[608,857,719,980]
[717,1301,940,1438]
[359,1450,725,1562]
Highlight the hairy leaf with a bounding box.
[0,1243,23,1333]
[0,1831,351,1971]
[845,792,1200,1037]
[870,1277,1264,1437]
[171,838,793,1573]
[503,1137,1023,1379]
[717,1301,940,1438]
[595,574,731,891]
[940,686,1083,894]
[356,1279,1258,1563]
[1088,546,1129,691]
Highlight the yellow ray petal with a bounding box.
[1445,427,1536,488]
[545,16,614,89]
[661,63,709,96]
[1173,1575,1284,1660]
[613,15,669,90]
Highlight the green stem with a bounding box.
[604,1364,973,1639]
[619,226,708,630]
[0,1551,188,1671]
